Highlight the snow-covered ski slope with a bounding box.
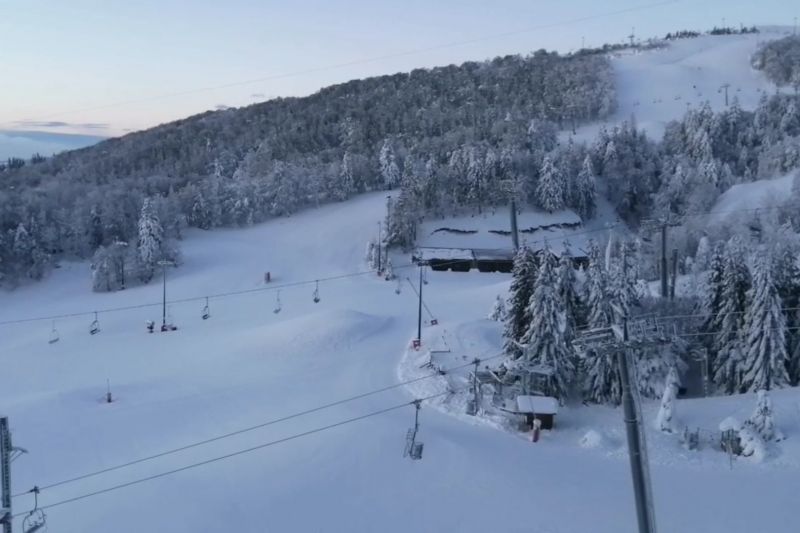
[3,30,800,533]
[572,27,792,142]
[2,192,799,533]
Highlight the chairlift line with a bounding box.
[10,390,461,519]
[11,351,504,500]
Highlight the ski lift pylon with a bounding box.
[89,312,100,335]
[202,297,210,320]
[403,400,424,460]
[22,486,46,533]
[313,280,320,304]
[48,321,59,344]
[273,290,282,314]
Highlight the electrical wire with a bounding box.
[11,351,503,499]
[0,220,621,328]
[11,389,459,519]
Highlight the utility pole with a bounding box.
[618,320,657,533]
[158,260,175,331]
[660,224,668,299]
[376,221,382,274]
[1,417,12,533]
[670,249,678,300]
[719,83,730,106]
[416,264,424,346]
[509,198,519,251]
[628,27,636,47]
[573,313,664,533]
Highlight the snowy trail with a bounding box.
[1,191,800,532]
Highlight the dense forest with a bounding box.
[751,34,800,89]
[0,49,614,287]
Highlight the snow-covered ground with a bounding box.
[2,191,800,533]
[4,30,800,533]
[569,28,792,142]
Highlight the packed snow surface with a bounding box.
[3,30,800,533]
[2,192,799,533]
[571,28,791,141]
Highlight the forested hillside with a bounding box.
[0,50,613,286]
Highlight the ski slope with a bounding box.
[571,28,792,142]
[1,191,799,533]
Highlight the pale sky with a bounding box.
[1,0,797,137]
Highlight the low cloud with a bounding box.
[250,93,265,99]
[13,120,110,130]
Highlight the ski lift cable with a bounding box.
[12,350,504,498]
[403,278,437,320]
[0,220,630,328]
[10,388,465,519]
[0,258,461,327]
[0,183,793,329]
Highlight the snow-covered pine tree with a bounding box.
[535,156,565,213]
[584,240,612,328]
[712,237,751,394]
[137,198,165,283]
[489,294,507,322]
[574,155,597,220]
[379,139,401,190]
[740,251,790,392]
[557,242,582,344]
[580,239,623,403]
[744,389,780,442]
[655,365,680,433]
[773,243,800,384]
[336,151,356,201]
[503,247,538,359]
[521,249,575,399]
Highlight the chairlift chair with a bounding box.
[273,290,282,314]
[48,321,59,344]
[395,278,402,295]
[202,297,210,320]
[89,312,100,335]
[313,281,320,303]
[22,487,46,533]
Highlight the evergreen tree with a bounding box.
[744,389,779,442]
[379,139,401,190]
[574,155,597,219]
[489,294,507,322]
[740,251,790,392]
[713,237,751,393]
[503,247,538,359]
[655,365,680,433]
[521,249,575,399]
[698,242,726,372]
[536,156,565,213]
[584,240,612,328]
[137,198,165,283]
[557,243,582,344]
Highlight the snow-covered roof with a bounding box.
[414,247,474,261]
[417,208,585,255]
[708,173,795,224]
[516,395,559,415]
